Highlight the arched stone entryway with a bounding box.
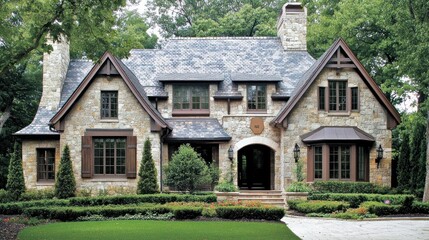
[237,144,274,190]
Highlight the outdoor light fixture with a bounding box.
[293,143,300,162]
[228,145,234,161]
[376,144,384,168]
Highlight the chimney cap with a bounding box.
[284,2,304,13]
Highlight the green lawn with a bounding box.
[18,220,299,240]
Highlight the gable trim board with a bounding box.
[270,38,401,129]
[49,52,170,131]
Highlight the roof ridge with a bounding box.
[169,36,279,40]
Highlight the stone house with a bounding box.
[16,3,400,194]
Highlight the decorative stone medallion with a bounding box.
[250,117,264,135]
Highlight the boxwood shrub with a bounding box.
[287,200,350,214]
[311,181,390,194]
[360,201,402,215]
[309,193,414,208]
[215,207,285,221]
[411,202,429,214]
[23,205,198,221]
[69,194,216,206]
[0,199,69,215]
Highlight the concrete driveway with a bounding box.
[282,216,429,240]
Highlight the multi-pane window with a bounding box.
[351,87,359,111]
[173,85,209,110]
[101,91,118,118]
[329,81,347,111]
[247,85,266,110]
[314,146,323,179]
[357,146,368,181]
[94,138,126,176]
[37,149,55,181]
[329,145,350,179]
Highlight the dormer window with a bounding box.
[173,84,209,116]
[247,85,266,112]
[101,91,118,119]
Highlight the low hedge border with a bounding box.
[215,207,285,221]
[360,201,402,215]
[311,181,390,194]
[0,199,69,215]
[309,193,414,208]
[287,200,350,214]
[69,194,217,206]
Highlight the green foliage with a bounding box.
[311,181,390,194]
[137,139,159,194]
[214,181,238,192]
[215,207,285,221]
[55,145,76,199]
[411,201,429,214]
[172,207,203,219]
[397,124,412,190]
[69,194,217,206]
[19,189,55,201]
[360,201,402,215]
[309,193,415,208]
[208,162,220,189]
[287,200,350,214]
[76,213,175,221]
[165,144,211,193]
[0,199,69,215]
[6,142,25,200]
[293,160,306,182]
[0,189,13,203]
[409,118,427,195]
[286,182,311,192]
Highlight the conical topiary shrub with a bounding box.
[137,139,159,194]
[55,145,76,198]
[6,142,25,200]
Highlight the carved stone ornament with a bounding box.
[250,117,264,135]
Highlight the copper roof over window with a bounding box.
[300,126,375,143]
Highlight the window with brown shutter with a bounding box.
[81,130,136,179]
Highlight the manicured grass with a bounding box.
[18,220,299,240]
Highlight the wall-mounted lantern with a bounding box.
[293,143,300,162]
[376,144,383,168]
[228,145,234,161]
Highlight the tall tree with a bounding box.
[55,145,76,199]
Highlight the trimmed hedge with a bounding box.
[215,207,285,221]
[360,201,402,215]
[311,181,390,194]
[309,193,414,208]
[411,202,429,214]
[287,200,350,214]
[23,205,201,221]
[0,199,69,215]
[69,194,217,206]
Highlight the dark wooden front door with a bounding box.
[238,145,271,190]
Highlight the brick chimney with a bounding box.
[277,2,307,51]
[39,34,70,111]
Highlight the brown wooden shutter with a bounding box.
[81,136,93,178]
[126,136,137,178]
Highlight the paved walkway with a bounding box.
[282,216,429,240]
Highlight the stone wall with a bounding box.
[60,76,161,193]
[277,3,307,51]
[158,83,285,190]
[39,35,70,111]
[22,139,60,189]
[283,68,392,187]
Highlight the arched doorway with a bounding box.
[238,144,273,190]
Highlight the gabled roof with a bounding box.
[271,38,401,127]
[49,52,170,130]
[300,126,375,143]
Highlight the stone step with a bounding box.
[239,190,282,194]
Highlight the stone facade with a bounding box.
[283,68,392,187]
[60,76,160,192]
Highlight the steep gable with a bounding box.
[271,38,401,129]
[49,52,169,131]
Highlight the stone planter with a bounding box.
[215,191,240,202]
[283,192,309,208]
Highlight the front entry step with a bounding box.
[237,190,284,208]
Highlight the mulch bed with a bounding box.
[0,216,25,240]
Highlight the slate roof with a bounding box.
[17,37,315,135]
[164,118,231,142]
[15,107,59,136]
[300,126,375,143]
